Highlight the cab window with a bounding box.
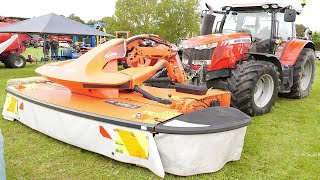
[276,13,294,41]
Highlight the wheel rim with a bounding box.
[13,56,24,67]
[300,59,312,91]
[254,74,274,108]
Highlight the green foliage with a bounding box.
[109,0,200,42]
[155,0,200,42]
[68,14,85,24]
[312,32,320,41]
[112,0,158,35]
[295,24,306,37]
[312,32,320,50]
[101,16,116,34]
[86,20,98,25]
[313,41,320,51]
[5,16,29,21]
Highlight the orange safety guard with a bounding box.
[36,39,172,99]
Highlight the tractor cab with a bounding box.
[216,3,297,55]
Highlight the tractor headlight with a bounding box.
[181,59,212,66]
[194,43,218,50]
[182,58,189,65]
[191,60,211,66]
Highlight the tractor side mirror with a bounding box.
[284,9,297,22]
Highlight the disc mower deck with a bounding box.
[2,34,251,177]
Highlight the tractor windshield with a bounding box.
[222,11,272,40]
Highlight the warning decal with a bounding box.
[5,95,18,115]
[114,129,149,159]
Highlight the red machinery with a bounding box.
[149,3,316,116]
[0,16,31,68]
[49,35,72,43]
[180,3,316,116]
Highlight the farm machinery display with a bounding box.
[3,34,251,177]
[1,1,316,177]
[173,3,315,116]
[0,16,30,68]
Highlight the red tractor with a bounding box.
[177,3,316,116]
[0,16,31,68]
[143,2,316,116]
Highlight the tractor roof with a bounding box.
[222,3,294,12]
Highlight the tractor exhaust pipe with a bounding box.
[206,3,213,14]
[200,3,216,35]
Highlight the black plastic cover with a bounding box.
[155,106,251,134]
[175,84,208,95]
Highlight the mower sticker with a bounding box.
[5,95,18,115]
[143,110,181,120]
[105,100,141,109]
[99,126,113,140]
[105,52,118,58]
[114,129,149,159]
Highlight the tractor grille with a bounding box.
[182,48,215,61]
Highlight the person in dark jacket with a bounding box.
[49,37,59,60]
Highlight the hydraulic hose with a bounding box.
[134,85,172,105]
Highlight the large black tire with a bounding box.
[280,48,316,98]
[227,61,279,116]
[3,54,26,68]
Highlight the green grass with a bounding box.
[22,47,45,61]
[0,48,319,179]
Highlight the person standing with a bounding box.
[43,39,50,61]
[49,37,59,60]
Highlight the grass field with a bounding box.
[0,48,319,179]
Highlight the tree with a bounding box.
[101,16,116,34]
[112,0,200,42]
[5,16,29,21]
[312,31,320,41]
[295,24,307,37]
[68,14,85,24]
[87,20,98,24]
[112,0,158,34]
[312,31,320,51]
[155,0,200,42]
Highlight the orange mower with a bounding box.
[3,34,251,177]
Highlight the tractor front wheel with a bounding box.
[227,61,279,116]
[280,48,316,98]
[3,54,26,68]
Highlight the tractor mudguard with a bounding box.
[280,39,315,66]
[246,52,283,82]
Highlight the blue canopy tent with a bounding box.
[0,13,114,61]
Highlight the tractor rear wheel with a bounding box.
[227,61,279,116]
[280,48,315,98]
[4,54,26,68]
